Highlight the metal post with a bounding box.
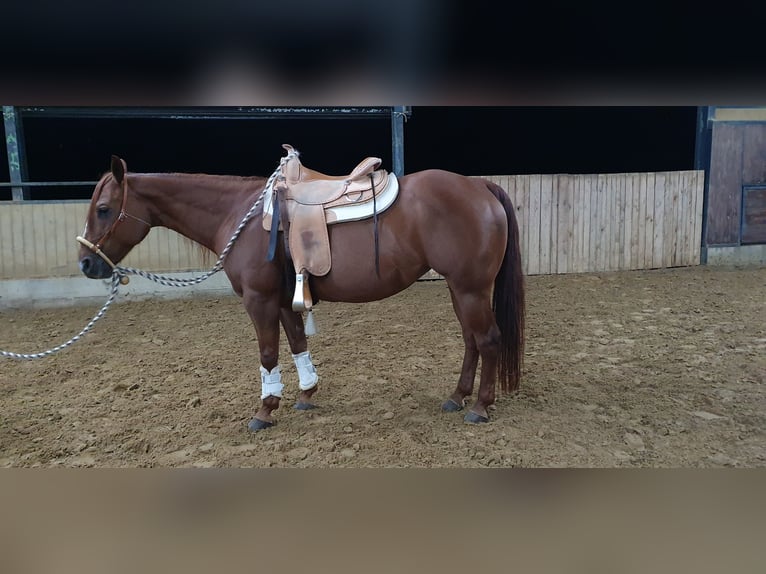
[3,106,27,200]
[391,106,410,177]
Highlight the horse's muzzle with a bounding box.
[79,255,113,279]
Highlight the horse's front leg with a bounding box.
[279,308,320,410]
[244,291,284,432]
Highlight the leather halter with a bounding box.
[76,171,150,269]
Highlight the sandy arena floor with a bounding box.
[1,265,764,467]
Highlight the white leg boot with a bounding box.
[260,365,283,399]
[292,351,319,391]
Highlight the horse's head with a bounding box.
[77,156,152,279]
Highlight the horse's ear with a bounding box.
[111,155,126,184]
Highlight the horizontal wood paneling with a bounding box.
[1,170,704,280]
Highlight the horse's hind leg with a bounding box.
[442,288,479,412]
[279,308,320,410]
[444,286,500,423]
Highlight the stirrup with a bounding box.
[292,271,313,312]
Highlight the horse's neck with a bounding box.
[133,173,262,253]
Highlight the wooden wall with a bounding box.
[0,170,704,281]
[0,201,210,280]
[706,122,766,246]
[486,171,703,274]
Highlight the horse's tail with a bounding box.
[485,180,525,393]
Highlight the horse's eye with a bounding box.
[96,205,111,218]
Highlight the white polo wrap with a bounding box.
[260,365,283,399]
[292,351,319,391]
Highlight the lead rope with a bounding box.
[1,148,301,360]
[1,273,121,360]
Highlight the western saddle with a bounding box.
[262,144,396,312]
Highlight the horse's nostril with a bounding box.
[80,257,91,274]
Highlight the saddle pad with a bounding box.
[262,173,399,231]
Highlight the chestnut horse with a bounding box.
[78,152,524,431]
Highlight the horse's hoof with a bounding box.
[463,410,490,424]
[294,401,317,411]
[441,399,464,412]
[248,417,276,432]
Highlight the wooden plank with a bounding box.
[742,124,766,185]
[556,175,574,274]
[589,174,597,271]
[610,174,623,271]
[607,174,615,271]
[664,171,680,267]
[675,171,685,266]
[38,203,55,274]
[620,174,629,270]
[69,203,88,275]
[149,229,164,270]
[653,172,666,269]
[503,176,524,273]
[742,187,766,244]
[683,170,699,265]
[164,229,178,271]
[616,174,625,270]
[595,174,608,271]
[590,175,599,271]
[570,175,581,272]
[548,175,559,274]
[20,205,36,278]
[154,226,167,270]
[29,205,44,276]
[673,171,683,266]
[677,171,692,266]
[527,174,541,275]
[506,175,520,272]
[693,170,704,262]
[601,174,611,271]
[586,174,598,273]
[621,173,632,269]
[550,175,560,274]
[172,231,188,271]
[578,175,589,273]
[643,172,655,269]
[688,171,699,265]
[707,123,743,245]
[516,175,532,273]
[0,206,15,278]
[510,175,527,274]
[505,176,525,274]
[61,204,75,276]
[538,175,552,275]
[46,203,65,272]
[629,173,641,269]
[597,174,607,271]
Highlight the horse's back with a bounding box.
[401,169,507,221]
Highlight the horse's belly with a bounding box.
[312,260,428,303]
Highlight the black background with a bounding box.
[11,106,698,200]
